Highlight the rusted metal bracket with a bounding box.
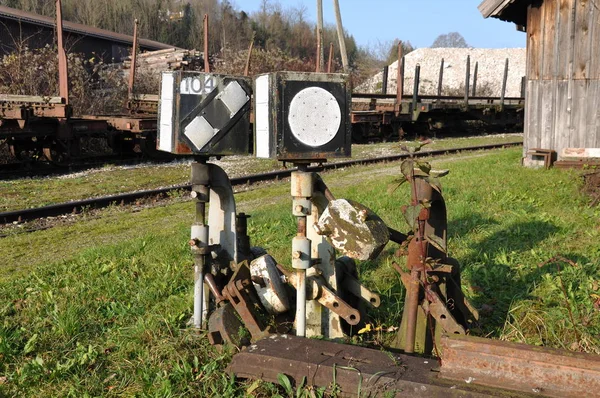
[394,178,479,354]
[315,280,360,326]
[423,287,466,336]
[221,261,271,342]
[397,269,465,337]
[207,303,245,348]
[206,272,247,348]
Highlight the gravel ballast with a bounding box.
[359,47,526,98]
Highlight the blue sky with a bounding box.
[235,0,526,49]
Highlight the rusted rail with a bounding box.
[440,335,600,397]
[0,142,521,224]
[0,150,176,180]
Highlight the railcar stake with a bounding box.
[464,55,470,106]
[203,14,210,73]
[382,65,389,95]
[395,41,403,115]
[128,19,139,98]
[55,0,69,105]
[501,58,509,110]
[472,61,478,97]
[437,58,444,103]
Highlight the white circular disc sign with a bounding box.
[288,86,341,147]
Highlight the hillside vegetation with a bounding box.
[0,0,403,82]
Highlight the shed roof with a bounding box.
[0,5,173,51]
[478,0,532,26]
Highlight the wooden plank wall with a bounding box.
[523,0,600,164]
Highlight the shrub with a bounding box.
[0,44,127,116]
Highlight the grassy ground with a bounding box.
[2,146,599,397]
[0,134,522,212]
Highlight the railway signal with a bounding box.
[254,71,351,161]
[158,71,252,156]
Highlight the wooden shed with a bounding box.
[479,0,600,166]
[0,5,173,63]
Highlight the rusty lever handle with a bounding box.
[279,264,360,326]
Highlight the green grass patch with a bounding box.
[0,134,522,212]
[2,146,598,396]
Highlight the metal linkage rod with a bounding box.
[244,32,255,77]
[382,66,389,95]
[327,42,334,73]
[291,166,313,337]
[316,0,325,72]
[316,29,322,73]
[190,161,210,329]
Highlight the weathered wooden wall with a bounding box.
[523,0,600,163]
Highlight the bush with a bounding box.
[215,47,317,75]
[0,44,127,116]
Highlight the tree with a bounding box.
[384,39,414,65]
[431,32,468,48]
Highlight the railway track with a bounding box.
[0,153,179,180]
[0,142,521,225]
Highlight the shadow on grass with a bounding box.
[355,216,588,338]
[459,219,562,333]
[447,212,499,239]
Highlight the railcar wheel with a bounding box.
[138,133,170,159]
[42,139,72,165]
[108,134,136,156]
[8,138,44,163]
[351,124,367,144]
[380,124,394,142]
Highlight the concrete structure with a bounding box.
[479,0,600,165]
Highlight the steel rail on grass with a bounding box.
[0,155,176,180]
[0,142,521,224]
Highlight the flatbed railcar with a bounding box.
[350,93,524,142]
[0,91,524,164]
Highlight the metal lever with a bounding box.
[278,265,360,326]
[342,274,381,308]
[316,282,360,325]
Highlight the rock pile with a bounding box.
[358,48,526,98]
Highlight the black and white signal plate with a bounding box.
[254,72,351,161]
[158,71,252,155]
